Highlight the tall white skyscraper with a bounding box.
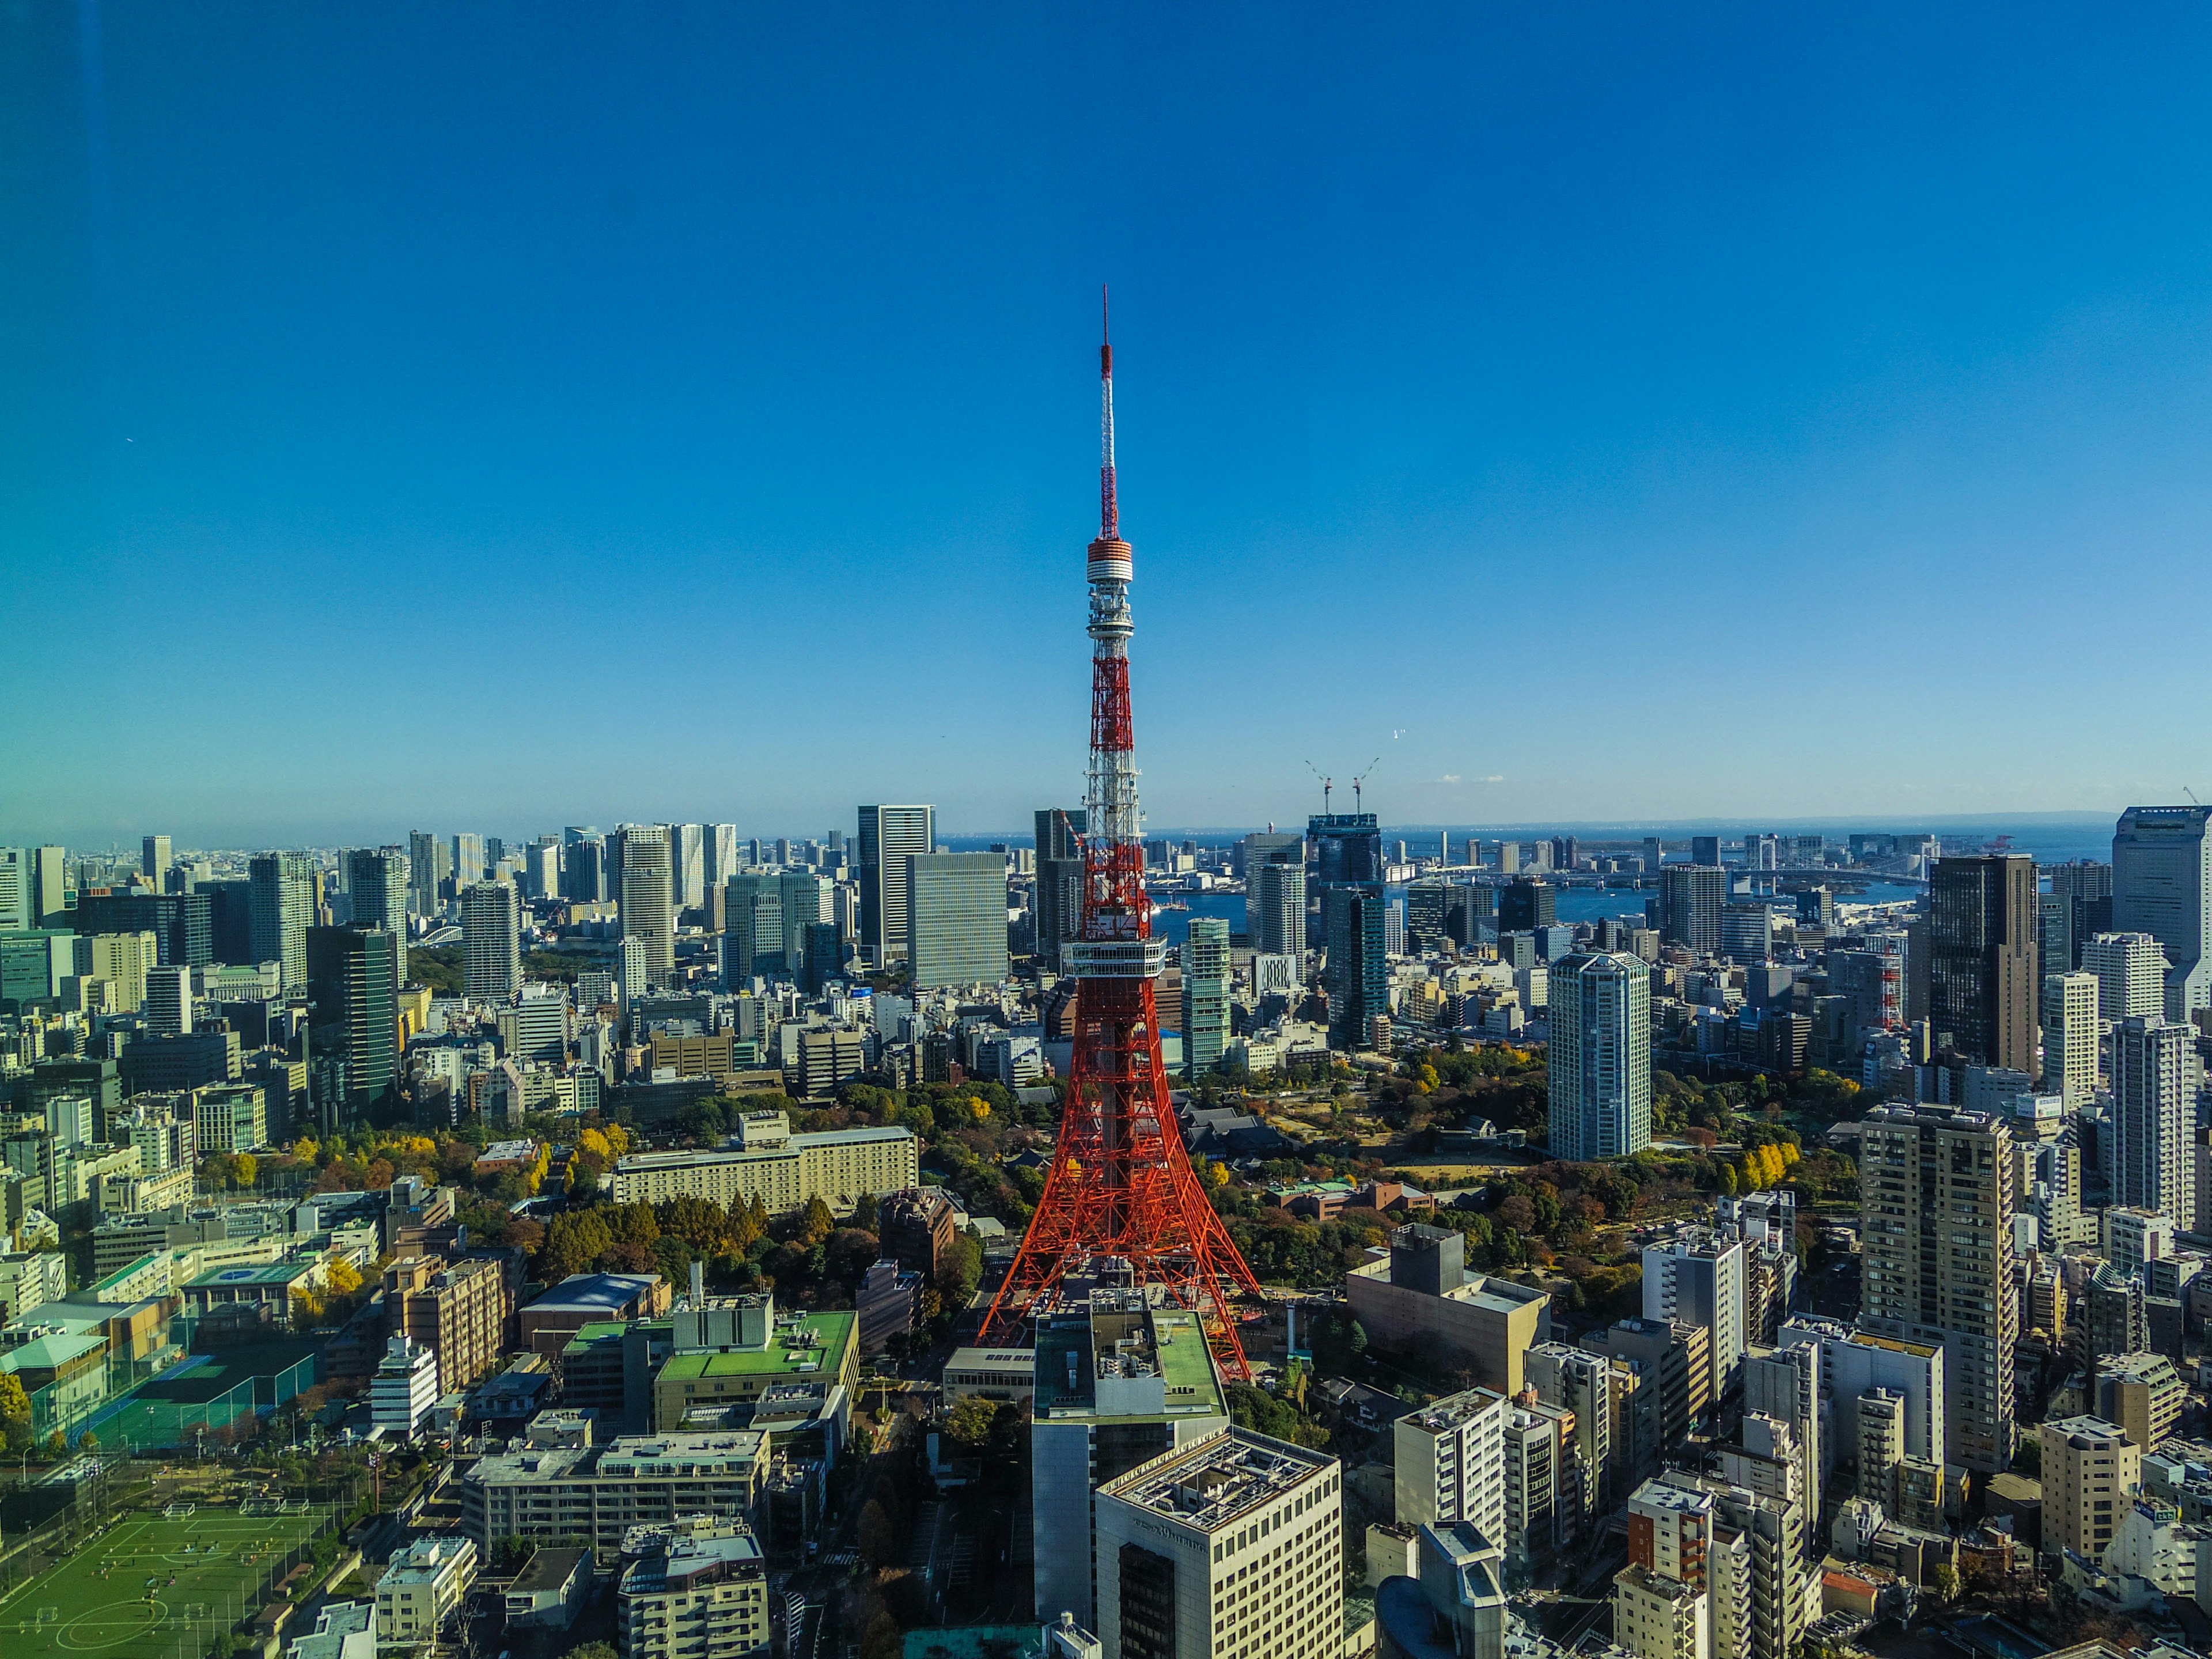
[249,851,316,991]
[1550,952,1653,1162]
[2113,805,2212,1018]
[2041,971,2099,1106]
[709,824,739,886]
[857,804,934,967]
[675,824,707,910]
[460,881,521,1001]
[2112,1016,2202,1233]
[2083,931,2168,1025]
[452,832,487,886]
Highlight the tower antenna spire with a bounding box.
[1099,284,1118,539]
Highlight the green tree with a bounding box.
[946,1395,997,1451]
[797,1196,836,1248]
[937,1233,983,1307]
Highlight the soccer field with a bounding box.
[0,1506,330,1659]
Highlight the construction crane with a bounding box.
[1351,755,1382,814]
[2186,786,2203,806]
[1304,760,1332,812]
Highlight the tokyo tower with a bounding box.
[979,296,1265,1378]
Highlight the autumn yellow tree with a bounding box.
[234,1153,259,1188]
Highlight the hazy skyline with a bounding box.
[12,7,2212,843]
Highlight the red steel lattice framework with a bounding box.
[980,295,1264,1377]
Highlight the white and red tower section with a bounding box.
[980,297,1264,1377]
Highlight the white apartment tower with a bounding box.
[2084,931,2169,1026]
[1548,952,1653,1162]
[2042,971,2099,1105]
[1393,1385,1508,1544]
[2112,1016,2202,1233]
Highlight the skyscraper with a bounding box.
[1182,916,1230,1079]
[408,830,443,915]
[2042,971,2099,1107]
[2112,805,2212,1018]
[142,834,172,889]
[722,874,784,983]
[2111,1016,2202,1233]
[452,833,486,888]
[1856,1103,2017,1474]
[1312,812,1385,1050]
[346,847,411,985]
[460,881,521,1000]
[778,870,831,972]
[615,825,674,986]
[1660,865,1725,955]
[563,835,607,904]
[904,852,1008,990]
[248,851,315,991]
[858,805,934,967]
[0,848,29,929]
[2083,931,2168,1025]
[675,824,707,911]
[30,846,67,928]
[306,925,401,1124]
[1253,849,1308,959]
[2047,860,2115,972]
[1548,952,1653,1162]
[709,824,739,887]
[1927,854,2038,1073]
[1499,877,1558,933]
[1033,808,1088,971]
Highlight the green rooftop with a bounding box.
[656,1312,855,1382]
[185,1260,317,1289]
[562,1319,631,1354]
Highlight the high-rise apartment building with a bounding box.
[142,834,172,889]
[1856,1103,2016,1474]
[385,1254,514,1396]
[616,1516,768,1659]
[460,881,521,1000]
[1927,854,2038,1073]
[1034,808,1088,971]
[904,853,1007,990]
[1548,952,1652,1162]
[2112,805,2212,1018]
[1255,857,1308,959]
[2042,971,2099,1107]
[2111,1016,2202,1233]
[1642,1233,1747,1393]
[407,831,444,915]
[1182,916,1231,1079]
[451,833,487,888]
[1092,1429,1342,1659]
[1660,866,1725,955]
[675,824,707,911]
[307,926,401,1122]
[346,847,411,984]
[2084,931,2168,1025]
[617,825,675,986]
[857,805,934,968]
[248,852,316,991]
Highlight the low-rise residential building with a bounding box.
[374,1536,477,1647]
[617,1517,769,1659]
[284,1601,376,1659]
[0,1251,68,1321]
[461,1432,768,1556]
[2043,1416,2142,1562]
[385,1255,512,1396]
[608,1127,918,1216]
[502,1547,592,1632]
[2097,1352,2187,1458]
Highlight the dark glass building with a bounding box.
[1310,813,1385,1050]
[1928,853,2039,1073]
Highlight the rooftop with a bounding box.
[525,1272,664,1315]
[1098,1427,1333,1533]
[615,1126,915,1171]
[185,1260,317,1289]
[655,1311,853,1382]
[1034,1299,1225,1421]
[509,1547,590,1594]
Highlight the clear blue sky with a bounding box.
[9,5,2212,849]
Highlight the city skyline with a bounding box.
[15,9,2212,836]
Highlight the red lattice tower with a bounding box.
[980,293,1264,1377]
